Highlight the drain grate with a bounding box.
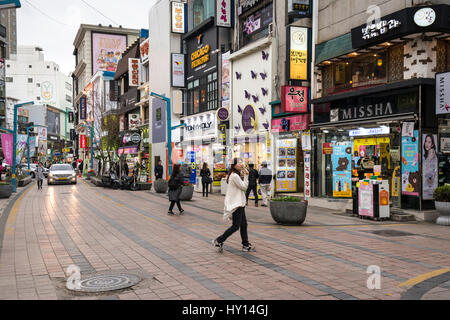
[68,273,141,293]
[365,229,416,237]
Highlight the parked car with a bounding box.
[48,164,77,185]
[19,163,49,178]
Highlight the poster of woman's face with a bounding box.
[422,134,438,200]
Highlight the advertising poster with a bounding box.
[128,58,140,87]
[92,33,127,75]
[301,131,311,151]
[276,139,297,192]
[16,134,28,165]
[358,182,374,217]
[171,1,186,34]
[304,152,311,198]
[28,136,37,158]
[1,133,13,166]
[289,26,309,81]
[187,151,196,185]
[401,130,419,196]
[46,110,60,134]
[172,53,185,88]
[422,134,438,200]
[221,51,231,109]
[38,140,47,159]
[332,142,352,198]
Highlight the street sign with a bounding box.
[131,133,141,144]
[54,152,61,156]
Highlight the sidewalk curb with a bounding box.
[0,183,34,258]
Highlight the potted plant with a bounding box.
[0,182,13,199]
[269,196,308,225]
[179,181,194,201]
[18,173,32,187]
[154,179,168,193]
[433,185,450,226]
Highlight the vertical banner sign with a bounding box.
[216,0,232,27]
[221,51,231,109]
[80,135,87,149]
[276,139,297,192]
[282,85,308,113]
[38,127,48,141]
[436,72,450,115]
[304,151,311,198]
[172,90,183,115]
[187,151,196,185]
[80,97,87,120]
[332,142,352,198]
[128,58,140,87]
[401,130,419,196]
[301,131,311,151]
[16,134,28,165]
[1,133,13,166]
[289,26,309,81]
[171,1,186,34]
[422,134,438,200]
[29,136,37,158]
[171,53,185,88]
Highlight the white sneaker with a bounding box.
[212,239,223,253]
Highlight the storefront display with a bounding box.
[331,142,352,198]
[276,139,297,192]
[422,134,438,200]
[401,130,419,197]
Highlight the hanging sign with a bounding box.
[38,127,48,141]
[282,86,308,113]
[1,133,13,166]
[436,72,450,115]
[216,0,232,27]
[332,142,353,198]
[128,58,140,87]
[301,131,311,151]
[80,135,87,149]
[304,151,311,198]
[288,26,309,81]
[171,1,186,34]
[172,53,185,88]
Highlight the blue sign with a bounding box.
[187,151,196,184]
[54,152,61,157]
[80,97,87,120]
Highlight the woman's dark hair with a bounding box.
[172,164,181,177]
[424,134,436,159]
[202,162,208,170]
[227,158,240,184]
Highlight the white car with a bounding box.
[19,163,49,178]
[48,164,77,185]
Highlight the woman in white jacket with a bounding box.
[212,159,256,253]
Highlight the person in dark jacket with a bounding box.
[258,161,272,207]
[155,160,164,180]
[124,162,129,176]
[168,164,185,215]
[245,163,260,207]
[200,163,211,197]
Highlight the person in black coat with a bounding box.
[155,160,164,180]
[245,163,260,207]
[200,162,211,197]
[168,164,185,215]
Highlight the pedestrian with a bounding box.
[212,158,255,253]
[245,163,260,207]
[258,161,273,207]
[167,164,185,216]
[124,162,129,176]
[200,163,211,197]
[0,159,3,181]
[155,160,164,180]
[36,162,45,190]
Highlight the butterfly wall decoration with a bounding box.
[252,95,259,103]
[262,121,270,130]
[235,124,241,133]
[244,90,251,100]
[261,88,268,96]
[259,72,267,80]
[235,72,242,80]
[250,70,257,79]
[262,51,269,61]
[237,105,243,114]
[259,105,267,115]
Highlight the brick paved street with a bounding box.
[0,180,449,300]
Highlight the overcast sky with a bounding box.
[17,0,158,75]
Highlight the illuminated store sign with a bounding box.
[191,45,210,69]
[349,126,390,137]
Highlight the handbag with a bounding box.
[207,177,213,184]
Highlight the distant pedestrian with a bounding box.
[0,160,3,181]
[124,162,129,176]
[155,160,164,180]
[167,164,185,216]
[245,163,259,207]
[258,161,272,207]
[200,163,211,197]
[212,158,255,253]
[36,162,45,190]
[78,160,83,174]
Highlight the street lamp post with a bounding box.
[150,92,186,177]
[12,101,34,193]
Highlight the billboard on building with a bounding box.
[171,53,185,88]
[171,1,186,34]
[92,32,127,75]
[47,109,60,135]
[288,26,309,81]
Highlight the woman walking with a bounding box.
[200,163,211,197]
[212,158,255,253]
[36,162,45,190]
[168,164,185,215]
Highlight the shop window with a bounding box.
[186,73,217,115]
[188,0,215,31]
[388,45,404,82]
[436,40,450,73]
[240,2,273,48]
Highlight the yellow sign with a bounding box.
[191,45,210,68]
[290,50,308,80]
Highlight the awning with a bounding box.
[114,41,139,80]
[0,0,21,9]
[315,33,354,65]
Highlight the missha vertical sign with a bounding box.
[171,1,186,34]
[436,72,450,115]
[288,26,309,81]
[216,0,232,27]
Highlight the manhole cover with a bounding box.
[68,273,141,293]
[366,230,416,237]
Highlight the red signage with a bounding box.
[323,143,333,155]
[80,135,87,149]
[282,85,308,113]
[271,114,310,133]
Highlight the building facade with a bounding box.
[0,8,16,60]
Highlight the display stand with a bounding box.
[358,179,390,220]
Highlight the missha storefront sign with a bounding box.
[331,102,394,122]
[184,112,216,139]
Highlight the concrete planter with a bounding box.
[90,177,104,187]
[435,201,450,226]
[179,185,194,201]
[18,176,32,187]
[154,179,168,193]
[0,184,13,198]
[138,183,152,191]
[269,200,308,225]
